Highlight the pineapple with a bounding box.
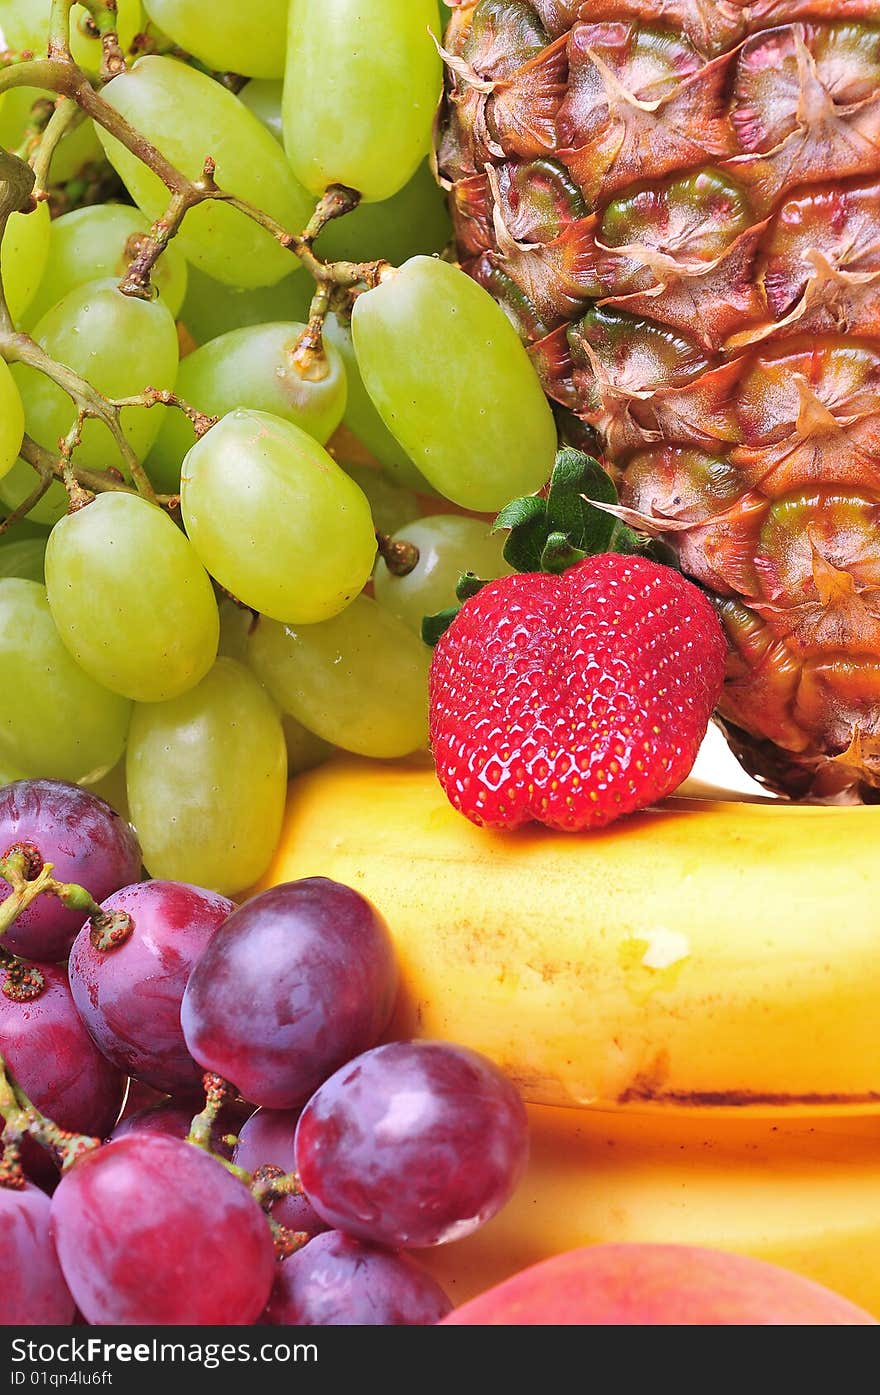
[437,0,880,798]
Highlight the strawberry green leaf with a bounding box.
[540,532,587,575]
[421,606,461,647]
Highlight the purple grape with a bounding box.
[111,1097,251,1161]
[232,1108,328,1238]
[263,1231,452,1326]
[0,961,125,1187]
[0,781,142,962]
[68,881,234,1094]
[295,1041,529,1249]
[0,1182,75,1324]
[50,1134,275,1324]
[180,879,398,1109]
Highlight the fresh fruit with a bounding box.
[0,779,142,963]
[68,881,234,1095]
[180,410,375,625]
[181,878,398,1109]
[238,80,284,143]
[178,265,313,347]
[247,596,431,758]
[443,1244,876,1326]
[0,0,141,72]
[0,198,50,328]
[430,554,726,830]
[283,0,442,202]
[259,756,880,1111]
[438,1,880,798]
[49,1133,276,1324]
[420,1105,880,1315]
[111,1100,250,1160]
[97,56,313,287]
[10,277,179,478]
[322,313,431,492]
[0,961,125,1148]
[0,534,46,583]
[26,204,189,326]
[264,1231,453,1326]
[374,514,512,636]
[125,658,287,895]
[0,84,103,189]
[149,322,347,491]
[295,1040,529,1248]
[142,0,288,78]
[45,492,219,704]
[0,1184,75,1324]
[0,359,24,481]
[232,1108,328,1238]
[351,256,557,509]
[315,161,452,266]
[0,580,133,788]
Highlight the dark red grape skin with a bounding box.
[295,1041,529,1250]
[110,1097,251,1161]
[50,1134,275,1324]
[0,962,125,1188]
[263,1231,452,1326]
[68,881,234,1094]
[232,1108,328,1237]
[0,781,142,963]
[180,879,398,1110]
[0,1182,75,1324]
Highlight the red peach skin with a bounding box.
[442,1244,877,1326]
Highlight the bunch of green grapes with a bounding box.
[0,0,557,894]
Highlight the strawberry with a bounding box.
[429,553,726,832]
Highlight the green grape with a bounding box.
[374,514,513,635]
[126,657,287,895]
[322,313,431,492]
[180,409,376,624]
[98,56,314,288]
[148,322,347,493]
[0,754,26,786]
[87,757,130,822]
[0,460,67,527]
[0,578,131,784]
[0,0,141,71]
[45,492,219,703]
[339,462,422,537]
[11,278,179,478]
[26,204,188,326]
[0,85,103,185]
[238,79,283,144]
[179,263,313,345]
[1,198,51,323]
[283,0,442,203]
[437,1,448,37]
[315,162,452,266]
[351,256,557,511]
[0,534,46,582]
[143,0,287,78]
[247,595,429,758]
[0,359,24,482]
[282,713,333,778]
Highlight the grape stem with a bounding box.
[0,1050,101,1181]
[30,97,81,193]
[0,845,133,943]
[376,530,420,576]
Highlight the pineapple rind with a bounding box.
[440,0,880,794]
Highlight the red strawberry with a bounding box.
[429,553,726,831]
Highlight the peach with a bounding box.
[442,1244,877,1325]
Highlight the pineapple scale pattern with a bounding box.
[438,0,880,797]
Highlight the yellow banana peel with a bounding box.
[416,1104,880,1317]
[261,756,880,1113]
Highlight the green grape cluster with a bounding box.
[0,0,560,895]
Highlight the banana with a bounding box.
[260,756,880,1113]
[416,1104,880,1316]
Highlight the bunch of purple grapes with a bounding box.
[0,779,529,1326]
